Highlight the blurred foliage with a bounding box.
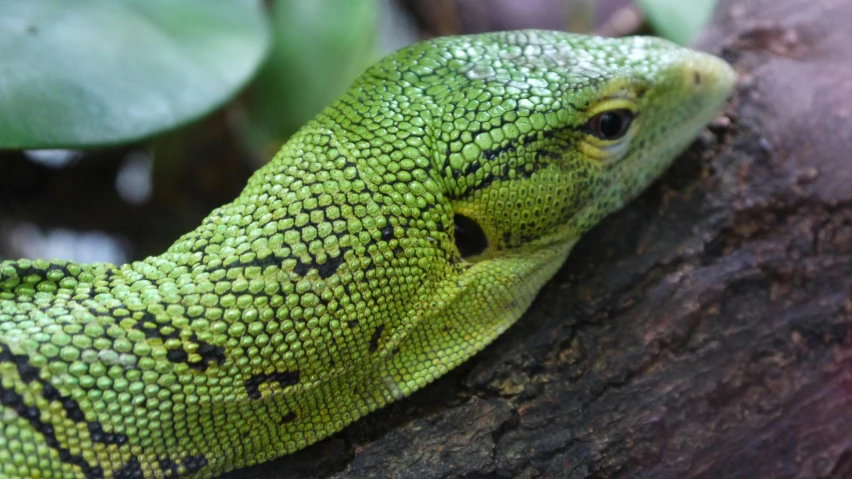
[0,0,725,264]
[0,0,269,149]
[240,0,380,158]
[0,0,719,151]
[399,0,595,35]
[634,0,719,44]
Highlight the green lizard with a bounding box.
[0,30,734,478]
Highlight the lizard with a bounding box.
[0,30,735,478]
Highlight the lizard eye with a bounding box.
[586,109,634,140]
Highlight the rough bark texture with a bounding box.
[225,0,852,477]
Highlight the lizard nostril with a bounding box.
[453,214,488,259]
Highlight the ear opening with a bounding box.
[453,213,489,259]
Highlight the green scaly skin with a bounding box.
[0,30,734,478]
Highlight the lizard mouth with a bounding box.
[538,53,737,252]
[616,51,736,194]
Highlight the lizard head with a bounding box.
[424,31,736,262]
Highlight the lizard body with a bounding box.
[0,30,734,478]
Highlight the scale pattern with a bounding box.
[0,31,734,478]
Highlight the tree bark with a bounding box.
[231,0,852,477]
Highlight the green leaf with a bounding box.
[0,0,270,149]
[242,0,379,155]
[634,0,719,45]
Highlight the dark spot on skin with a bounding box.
[536,149,562,161]
[369,325,385,353]
[317,252,348,279]
[23,405,39,419]
[114,456,144,479]
[134,313,177,340]
[182,455,209,474]
[224,253,283,271]
[290,260,311,277]
[41,383,61,401]
[293,248,350,279]
[694,71,702,84]
[88,422,128,445]
[194,342,227,370]
[462,160,481,177]
[135,316,224,370]
[166,348,189,363]
[63,397,86,422]
[158,457,180,477]
[244,370,301,400]
[382,224,394,241]
[254,255,282,269]
[14,356,40,383]
[279,411,297,424]
[347,319,360,328]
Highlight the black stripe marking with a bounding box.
[194,342,227,369]
[41,383,85,422]
[446,125,576,199]
[114,456,144,479]
[0,384,104,479]
[182,455,209,475]
[88,422,127,446]
[134,313,225,370]
[369,325,385,353]
[292,248,350,279]
[166,348,189,363]
[158,457,180,477]
[279,411,297,424]
[244,370,301,400]
[0,346,127,445]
